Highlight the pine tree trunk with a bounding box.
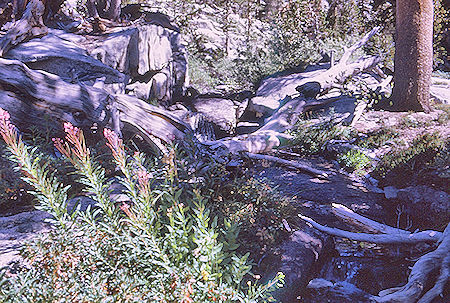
[391,0,433,112]
[104,0,121,21]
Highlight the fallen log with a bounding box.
[0,0,48,57]
[298,214,443,244]
[252,27,382,117]
[203,28,382,155]
[245,152,330,178]
[331,203,411,235]
[0,58,189,151]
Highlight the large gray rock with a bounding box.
[5,22,189,105]
[87,24,188,104]
[191,97,237,137]
[271,227,332,303]
[304,279,376,303]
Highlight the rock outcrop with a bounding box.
[4,21,188,105]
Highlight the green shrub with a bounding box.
[289,118,354,155]
[337,149,371,173]
[373,133,447,183]
[357,128,399,149]
[0,108,283,302]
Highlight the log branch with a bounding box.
[331,203,411,235]
[338,26,381,65]
[245,152,330,178]
[0,58,189,149]
[298,214,443,244]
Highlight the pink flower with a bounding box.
[103,128,125,165]
[137,169,152,195]
[0,108,18,147]
[52,137,71,159]
[119,202,134,219]
[0,108,10,121]
[137,169,151,185]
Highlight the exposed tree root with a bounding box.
[375,223,449,303]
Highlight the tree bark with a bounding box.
[0,58,188,153]
[391,0,433,112]
[104,0,121,21]
[0,0,47,57]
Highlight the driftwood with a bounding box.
[0,58,188,151]
[0,0,48,57]
[331,203,411,235]
[203,28,382,155]
[298,214,442,244]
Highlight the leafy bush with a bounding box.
[289,118,354,156]
[373,132,448,187]
[357,129,399,150]
[337,149,371,174]
[0,109,283,302]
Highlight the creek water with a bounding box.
[314,238,411,295]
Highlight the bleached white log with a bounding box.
[331,203,410,235]
[298,214,443,244]
[245,152,330,178]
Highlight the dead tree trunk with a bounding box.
[0,0,47,57]
[205,27,382,155]
[0,58,188,154]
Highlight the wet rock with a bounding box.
[383,186,399,199]
[393,185,449,228]
[272,227,333,303]
[191,97,237,137]
[304,279,376,303]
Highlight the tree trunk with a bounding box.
[104,0,121,21]
[94,0,121,21]
[391,0,433,112]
